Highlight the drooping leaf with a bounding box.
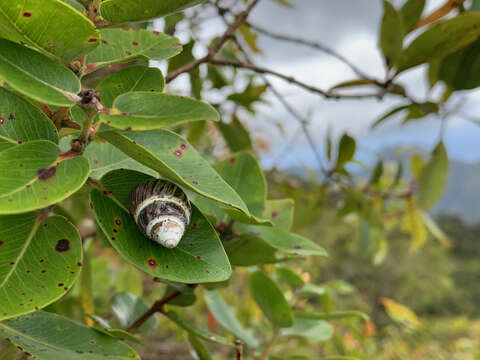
[0,39,81,106]
[280,316,333,342]
[0,214,82,320]
[404,198,428,251]
[261,199,294,231]
[0,311,140,359]
[243,225,327,257]
[249,271,294,327]
[99,92,219,130]
[0,0,99,61]
[100,0,204,24]
[0,141,90,214]
[188,334,213,360]
[91,169,232,283]
[86,29,181,72]
[96,66,165,108]
[371,105,409,128]
[204,290,259,348]
[397,13,480,73]
[400,0,425,32]
[0,87,58,152]
[276,267,305,289]
[214,152,266,216]
[98,129,251,218]
[164,310,234,347]
[379,0,404,68]
[111,293,157,333]
[216,117,253,152]
[335,133,356,170]
[417,142,448,209]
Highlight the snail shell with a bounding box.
[129,179,191,249]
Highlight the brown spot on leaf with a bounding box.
[55,239,70,253]
[173,149,183,158]
[37,166,56,181]
[114,217,122,226]
[57,283,64,287]
[180,143,187,150]
[93,159,99,165]
[0,240,4,246]
[132,41,139,46]
[0,116,4,125]
[271,210,278,218]
[77,261,83,267]
[87,37,97,43]
[8,114,14,120]
[22,11,32,17]
[229,157,236,164]
[147,258,158,269]
[125,50,132,55]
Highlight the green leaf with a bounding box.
[400,0,425,33]
[0,141,90,214]
[224,234,278,266]
[83,139,157,179]
[0,214,82,320]
[295,311,369,321]
[249,271,293,327]
[86,28,181,72]
[168,41,201,98]
[98,129,251,217]
[369,160,383,185]
[100,92,219,130]
[111,293,157,333]
[379,1,404,68]
[329,79,377,92]
[262,199,294,231]
[188,334,213,360]
[164,310,234,347]
[410,154,425,181]
[0,311,140,359]
[0,87,58,152]
[215,117,253,152]
[163,285,197,307]
[214,152,266,216]
[437,39,480,90]
[91,169,232,283]
[276,267,304,289]
[61,0,85,13]
[243,225,327,257]
[371,105,409,128]
[280,316,333,342]
[115,265,143,298]
[404,102,438,122]
[227,84,268,113]
[336,133,356,170]
[204,290,259,348]
[96,66,165,108]
[0,39,81,106]
[100,0,204,24]
[397,13,480,73]
[421,212,450,247]
[0,0,99,61]
[405,198,428,251]
[417,142,449,210]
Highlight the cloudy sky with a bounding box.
[169,0,480,171]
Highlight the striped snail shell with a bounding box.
[129,179,191,249]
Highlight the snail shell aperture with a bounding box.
[129,179,191,249]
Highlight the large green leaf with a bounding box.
[379,0,404,68]
[224,234,278,266]
[91,169,232,283]
[262,199,294,231]
[100,92,219,130]
[417,142,449,210]
[0,141,90,214]
[83,139,157,179]
[0,87,58,152]
[0,311,140,359]
[110,293,157,333]
[400,0,425,33]
[96,66,165,108]
[0,39,81,106]
[204,290,259,348]
[249,271,293,327]
[98,129,251,217]
[397,13,480,73]
[100,0,204,24]
[242,225,327,257]
[164,310,234,347]
[214,152,266,216]
[280,316,333,342]
[0,214,82,321]
[437,39,480,90]
[86,29,181,72]
[0,0,99,62]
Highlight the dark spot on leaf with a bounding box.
[147,258,158,268]
[26,270,30,274]
[41,270,46,274]
[89,340,96,345]
[58,283,64,287]
[26,184,31,188]
[189,242,193,246]
[180,143,187,150]
[93,159,99,165]
[102,39,108,44]
[293,245,303,249]
[124,126,132,131]
[114,217,121,226]
[132,41,139,46]
[196,256,201,260]
[22,11,32,17]
[229,157,236,164]
[173,149,183,158]
[77,262,83,267]
[205,270,209,273]
[153,31,160,35]
[8,114,14,120]
[125,50,132,55]
[192,180,198,185]
[37,166,56,181]
[7,199,12,203]
[70,271,75,274]
[34,307,39,310]
[113,229,118,233]
[19,164,23,168]
[87,37,97,43]
[39,259,44,263]
[111,237,115,241]
[0,240,4,246]
[0,116,4,125]
[64,287,68,291]
[192,223,198,229]
[55,239,70,252]
[9,262,14,265]
[103,190,112,195]
[271,210,278,218]
[165,265,169,269]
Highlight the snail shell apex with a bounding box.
[129,179,191,248]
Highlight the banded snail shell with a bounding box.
[129,179,191,249]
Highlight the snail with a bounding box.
[129,179,191,249]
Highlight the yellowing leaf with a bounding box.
[404,198,427,251]
[239,24,261,53]
[379,297,421,329]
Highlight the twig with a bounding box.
[166,0,261,83]
[246,22,369,79]
[126,290,183,333]
[235,340,243,360]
